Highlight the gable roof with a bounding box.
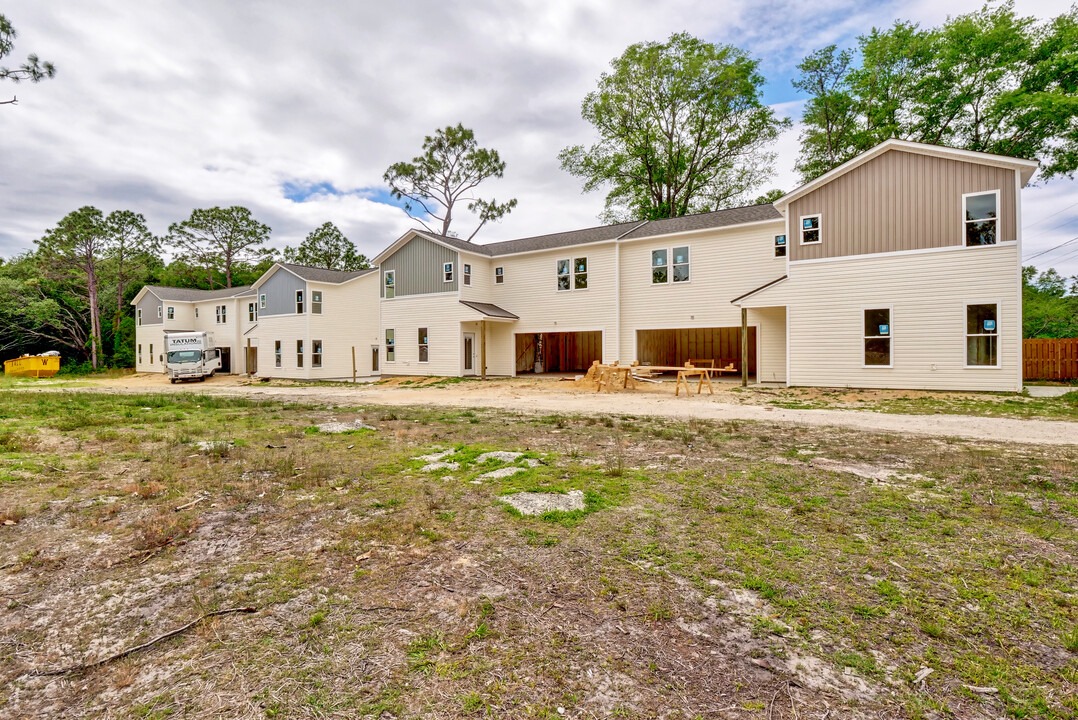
[459,300,519,320]
[135,285,254,304]
[276,263,377,284]
[774,139,1040,212]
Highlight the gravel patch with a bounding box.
[477,467,528,480]
[476,451,523,464]
[421,461,460,472]
[193,440,232,452]
[502,490,585,515]
[315,419,376,433]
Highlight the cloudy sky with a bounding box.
[2,0,1077,277]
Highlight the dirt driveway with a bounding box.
[46,373,1078,446]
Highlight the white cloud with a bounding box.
[1,0,1075,277]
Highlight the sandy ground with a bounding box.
[27,372,1078,447]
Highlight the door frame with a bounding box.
[462,332,476,376]
[371,345,380,374]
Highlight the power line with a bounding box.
[1023,213,1078,243]
[1023,234,1078,261]
[1021,198,1078,232]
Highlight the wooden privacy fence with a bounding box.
[1023,338,1078,380]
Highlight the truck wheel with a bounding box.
[170,379,176,384]
[199,375,206,382]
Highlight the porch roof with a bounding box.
[459,300,519,320]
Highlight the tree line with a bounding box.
[0,209,370,369]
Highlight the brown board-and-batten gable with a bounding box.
[785,148,1020,262]
[380,234,459,297]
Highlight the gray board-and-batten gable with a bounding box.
[258,267,307,317]
[136,292,162,325]
[380,235,459,298]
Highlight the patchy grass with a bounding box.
[0,390,1075,718]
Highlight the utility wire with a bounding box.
[1023,235,1078,261]
[1021,198,1078,232]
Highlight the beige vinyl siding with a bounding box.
[134,326,165,372]
[785,244,1020,391]
[459,256,494,300]
[256,313,309,379]
[380,294,463,376]
[491,244,617,365]
[618,221,786,362]
[749,306,787,383]
[788,150,1017,261]
[162,303,196,329]
[305,276,381,378]
[380,235,459,297]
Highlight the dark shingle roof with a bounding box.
[143,285,254,302]
[417,204,781,258]
[459,300,519,319]
[277,263,377,284]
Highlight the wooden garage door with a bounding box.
[636,328,756,373]
[515,332,603,373]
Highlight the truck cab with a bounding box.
[164,331,222,383]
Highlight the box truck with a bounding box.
[164,331,222,383]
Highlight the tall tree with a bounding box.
[0,252,90,357]
[384,124,518,241]
[283,222,370,271]
[167,206,272,288]
[103,210,159,333]
[36,207,108,368]
[1023,266,1078,338]
[559,33,787,222]
[794,3,1078,182]
[0,13,56,106]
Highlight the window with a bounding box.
[652,247,690,284]
[157,305,162,319]
[312,340,322,368]
[296,290,304,314]
[274,341,282,368]
[312,291,322,314]
[195,307,199,318]
[966,303,999,367]
[800,214,821,244]
[296,339,304,368]
[385,329,395,362]
[558,258,588,291]
[248,302,257,322]
[138,344,142,364]
[444,262,454,283]
[384,270,395,299]
[149,344,153,365]
[259,293,266,310]
[774,235,787,257]
[495,266,504,284]
[463,264,471,286]
[167,306,174,320]
[137,308,142,326]
[216,305,226,324]
[418,327,429,362]
[864,308,892,367]
[964,191,998,246]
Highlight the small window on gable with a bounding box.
[444,262,454,283]
[384,270,395,299]
[418,327,429,362]
[157,305,162,318]
[312,291,322,314]
[259,294,266,310]
[463,264,471,286]
[964,191,998,246]
[966,303,999,367]
[774,235,787,257]
[864,308,892,367]
[296,290,304,314]
[801,215,821,244]
[495,267,504,284]
[137,308,142,326]
[167,306,174,320]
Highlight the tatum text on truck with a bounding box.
[164,331,221,383]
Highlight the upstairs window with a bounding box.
[558,258,588,290]
[259,293,266,310]
[195,307,199,318]
[800,215,821,244]
[296,290,304,314]
[137,308,142,326]
[774,235,787,257]
[495,267,504,284]
[248,302,256,322]
[167,306,174,320]
[444,262,454,283]
[864,308,892,367]
[384,270,395,299]
[216,305,226,324]
[418,327,429,362]
[274,340,282,368]
[296,339,304,368]
[312,340,322,368]
[312,291,322,314]
[463,264,471,286]
[385,329,395,361]
[964,191,998,246]
[652,247,690,284]
[966,303,999,367]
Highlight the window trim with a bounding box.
[418,327,429,363]
[495,266,504,284]
[462,264,471,286]
[384,270,395,299]
[312,339,322,368]
[149,343,153,365]
[167,306,174,320]
[311,290,322,314]
[774,234,787,258]
[138,343,142,364]
[556,256,589,292]
[964,300,1002,369]
[194,307,199,318]
[296,289,304,314]
[137,308,142,326]
[385,329,395,362]
[961,189,1000,247]
[799,213,822,245]
[296,339,304,368]
[216,305,226,324]
[259,293,267,310]
[443,262,454,283]
[651,246,691,285]
[157,305,162,319]
[248,302,257,323]
[862,305,894,369]
[274,340,282,368]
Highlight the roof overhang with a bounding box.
[129,286,159,306]
[251,263,299,291]
[372,229,491,266]
[774,139,1040,213]
[459,300,519,321]
[730,275,788,306]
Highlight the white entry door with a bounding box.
[463,333,476,375]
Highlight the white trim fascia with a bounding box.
[784,304,791,387]
[251,263,293,290]
[130,286,158,306]
[774,139,1040,212]
[963,298,1003,370]
[1014,169,1024,391]
[458,315,517,324]
[799,213,822,246]
[960,188,1002,245]
[381,289,466,302]
[788,241,1017,266]
[613,218,783,247]
[861,304,895,369]
[614,240,621,362]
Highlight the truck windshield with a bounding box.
[167,350,202,364]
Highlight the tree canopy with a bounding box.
[167,206,272,288]
[793,2,1078,182]
[0,13,56,106]
[384,124,518,241]
[1023,266,1078,338]
[560,33,787,223]
[283,222,369,271]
